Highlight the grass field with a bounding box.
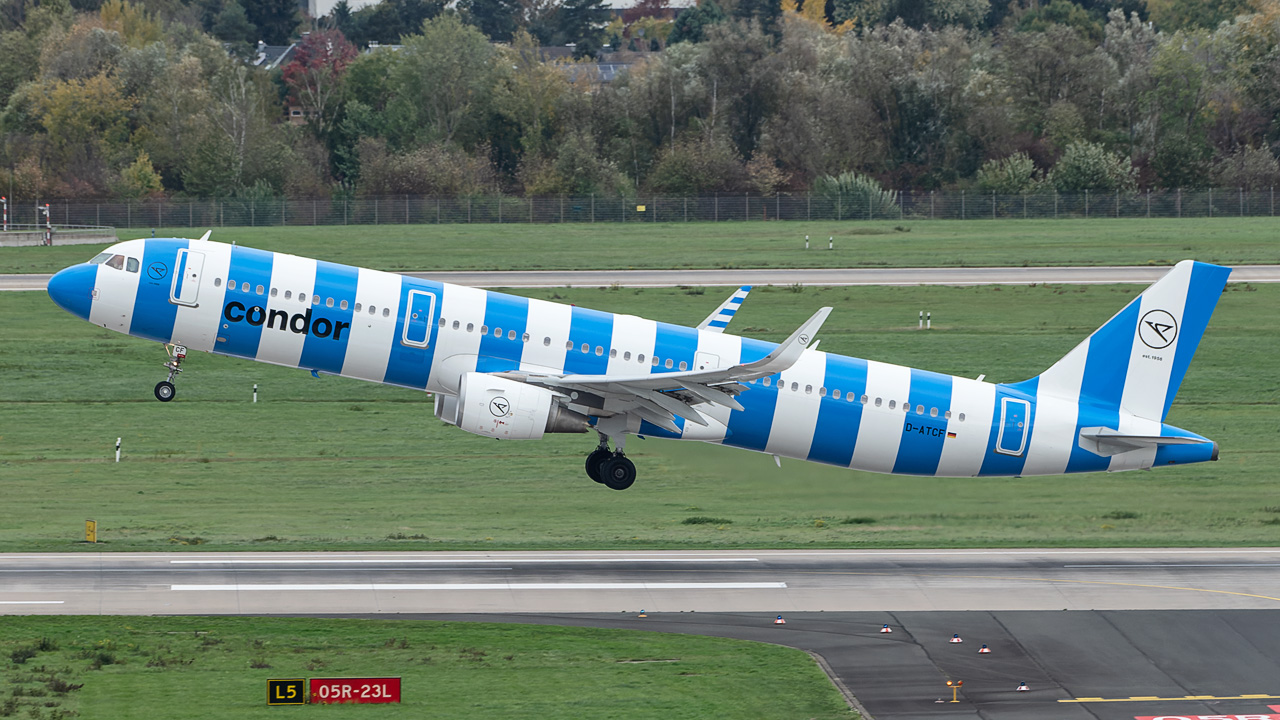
[1,217,1278,274]
[0,616,855,719]
[1,279,1275,552]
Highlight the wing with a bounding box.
[697,286,751,332]
[498,307,832,433]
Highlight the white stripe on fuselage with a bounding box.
[253,253,316,369]
[88,239,144,333]
[935,377,996,477]
[765,349,826,459]
[520,298,573,373]
[428,284,487,393]
[340,267,402,383]
[849,361,911,473]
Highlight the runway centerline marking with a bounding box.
[170,582,787,591]
[1065,564,1280,568]
[169,558,759,565]
[1059,693,1280,703]
[0,601,64,605]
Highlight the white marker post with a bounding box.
[927,312,932,330]
[828,236,833,250]
[919,311,923,330]
[253,384,258,403]
[115,437,121,463]
[804,235,809,250]
[1,196,7,232]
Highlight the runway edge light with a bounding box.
[949,634,963,643]
[978,644,991,654]
[774,615,786,625]
[1016,682,1029,692]
[880,624,892,634]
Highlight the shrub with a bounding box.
[682,516,731,525]
[813,171,899,216]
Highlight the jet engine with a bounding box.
[435,372,589,440]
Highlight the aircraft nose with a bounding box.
[47,264,96,320]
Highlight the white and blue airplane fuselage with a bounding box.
[46,237,1228,489]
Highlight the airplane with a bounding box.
[45,235,1229,490]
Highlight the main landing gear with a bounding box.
[585,433,636,491]
[155,344,186,402]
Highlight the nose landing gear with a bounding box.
[155,344,186,402]
[585,433,636,490]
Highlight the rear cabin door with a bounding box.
[995,397,1030,456]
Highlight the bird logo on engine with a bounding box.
[489,397,510,417]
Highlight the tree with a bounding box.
[669,0,726,44]
[388,15,495,148]
[116,151,164,198]
[213,0,255,55]
[1146,0,1251,31]
[459,0,522,41]
[243,0,299,45]
[33,73,134,193]
[281,29,358,138]
[1214,145,1280,189]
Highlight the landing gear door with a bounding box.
[169,249,204,307]
[402,289,437,348]
[995,396,1030,456]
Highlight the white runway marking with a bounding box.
[171,582,787,592]
[169,557,759,565]
[0,601,64,605]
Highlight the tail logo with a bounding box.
[1139,309,1178,349]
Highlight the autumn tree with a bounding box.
[281,28,357,138]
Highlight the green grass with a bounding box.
[1,217,1278,274]
[1,280,1276,552]
[0,616,855,720]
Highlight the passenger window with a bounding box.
[312,295,320,305]
[944,410,951,419]
[581,343,589,353]
[270,288,278,298]
[832,389,840,399]
[637,354,645,363]
[623,351,631,361]
[958,413,966,422]
[679,361,687,370]
[256,285,264,295]
[598,347,605,357]
[215,278,223,287]
[544,337,551,346]
[369,305,376,315]
[105,255,125,270]
[125,257,140,273]
[228,280,237,291]
[805,385,812,394]
[917,405,924,415]
[565,341,573,350]
[382,308,390,317]
[875,398,883,407]
[861,394,869,404]
[466,323,474,332]
[340,300,348,310]
[298,292,305,302]
[522,333,530,342]
[354,302,361,312]
[762,377,771,387]
[820,387,827,397]
[509,330,516,340]
[665,359,673,369]
[453,321,460,330]
[439,318,446,327]
[888,400,896,409]
[930,407,938,417]
[610,349,617,358]
[284,290,291,299]
[791,382,798,392]
[481,325,489,334]
[652,356,659,366]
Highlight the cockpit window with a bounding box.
[125,257,140,273]
[104,255,125,270]
[89,252,112,265]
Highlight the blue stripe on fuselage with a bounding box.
[978,378,1037,476]
[218,246,274,360]
[891,369,953,475]
[653,322,700,373]
[806,355,868,467]
[724,338,777,452]
[298,260,358,374]
[477,292,529,373]
[564,306,613,375]
[129,238,188,343]
[382,277,444,390]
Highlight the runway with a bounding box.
[6,549,1280,718]
[4,264,1280,291]
[5,549,1280,616]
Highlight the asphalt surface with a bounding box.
[6,549,1280,719]
[5,264,1280,290]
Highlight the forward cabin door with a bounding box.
[169,249,204,307]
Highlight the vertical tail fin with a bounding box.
[1036,261,1231,422]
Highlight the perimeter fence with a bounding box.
[4,188,1278,229]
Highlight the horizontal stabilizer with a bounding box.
[1079,426,1211,457]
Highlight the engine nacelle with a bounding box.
[437,372,589,440]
